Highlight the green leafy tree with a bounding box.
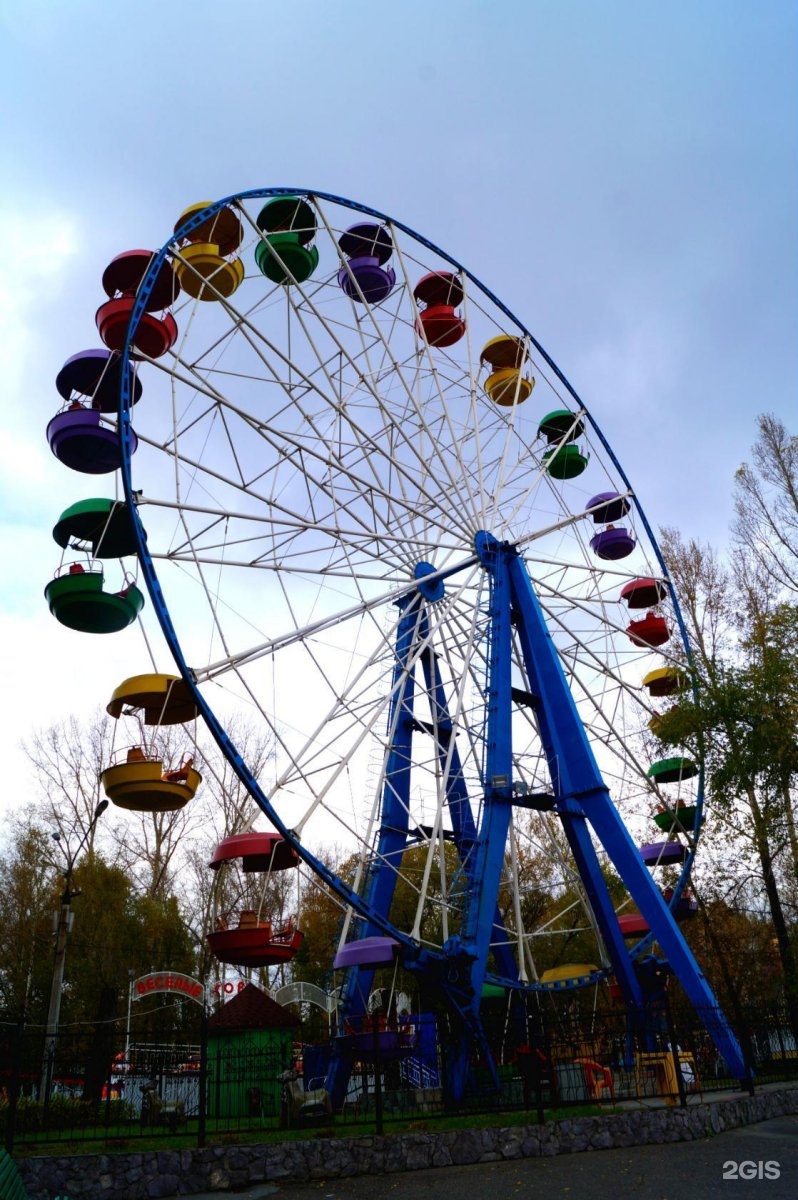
[656,526,798,1038]
[292,848,352,993]
[0,823,56,1022]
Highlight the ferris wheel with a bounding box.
[45,188,747,1101]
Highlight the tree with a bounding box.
[0,822,57,1022]
[0,812,199,1107]
[179,715,275,982]
[57,852,197,1100]
[674,883,785,1023]
[655,526,798,1038]
[733,413,798,596]
[24,713,116,861]
[23,711,198,898]
[293,852,349,994]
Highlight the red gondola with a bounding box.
[618,890,698,939]
[96,250,179,358]
[206,832,304,968]
[413,271,466,347]
[627,613,670,647]
[620,577,667,609]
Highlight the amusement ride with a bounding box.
[43,188,748,1105]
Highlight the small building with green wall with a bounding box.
[207,983,299,1119]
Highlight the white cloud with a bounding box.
[0,208,82,404]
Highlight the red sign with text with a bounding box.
[133,971,204,1004]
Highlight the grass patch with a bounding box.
[10,1103,610,1158]
[392,1104,607,1133]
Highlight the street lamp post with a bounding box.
[124,968,135,1065]
[39,799,109,1103]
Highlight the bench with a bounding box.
[0,1151,28,1200]
[0,1151,71,1200]
[279,1069,331,1127]
[140,1086,185,1130]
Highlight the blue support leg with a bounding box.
[325,594,421,1107]
[418,619,519,982]
[507,551,748,1079]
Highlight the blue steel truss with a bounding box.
[326,535,747,1104]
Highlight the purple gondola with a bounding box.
[640,841,688,866]
[46,406,138,474]
[338,223,396,303]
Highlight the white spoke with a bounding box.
[89,189,698,1000]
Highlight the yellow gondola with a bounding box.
[173,202,244,301]
[484,367,535,406]
[101,749,202,813]
[106,673,200,725]
[481,335,535,406]
[539,963,600,989]
[643,666,688,697]
[480,334,528,370]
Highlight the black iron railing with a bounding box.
[2,1004,796,1151]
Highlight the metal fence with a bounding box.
[2,1004,797,1152]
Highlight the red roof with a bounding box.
[207,982,300,1033]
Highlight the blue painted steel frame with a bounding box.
[325,593,420,1106]
[325,586,522,1106]
[435,534,746,1091]
[463,535,516,986]
[417,622,518,983]
[504,542,747,1081]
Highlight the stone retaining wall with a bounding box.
[17,1086,798,1200]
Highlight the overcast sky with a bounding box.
[0,0,795,827]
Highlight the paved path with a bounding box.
[208,1114,798,1200]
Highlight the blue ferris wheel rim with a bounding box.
[114,186,702,989]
